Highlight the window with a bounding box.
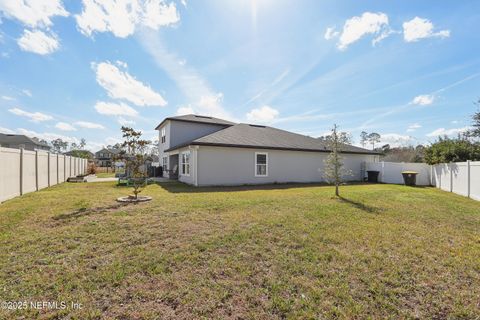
[181,151,190,176]
[162,156,168,171]
[161,127,166,143]
[255,152,268,177]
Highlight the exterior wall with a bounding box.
[157,120,228,179]
[170,121,228,148]
[0,147,88,203]
[196,146,376,186]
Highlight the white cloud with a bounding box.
[407,123,422,132]
[55,122,76,131]
[0,127,15,134]
[176,106,194,115]
[324,27,339,40]
[22,89,32,97]
[1,95,15,101]
[116,60,128,68]
[246,105,279,123]
[412,94,434,106]
[8,107,53,122]
[0,0,69,28]
[336,12,390,50]
[75,0,179,38]
[403,17,450,42]
[17,128,78,143]
[380,133,416,147]
[426,127,471,137]
[17,29,59,55]
[94,101,138,117]
[75,121,105,129]
[117,117,135,126]
[93,61,167,106]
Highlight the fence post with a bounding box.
[47,152,51,187]
[64,155,67,182]
[19,148,24,196]
[467,160,471,198]
[35,150,39,191]
[450,162,453,193]
[56,153,59,185]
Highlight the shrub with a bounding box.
[87,162,97,175]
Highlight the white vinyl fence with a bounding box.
[432,161,480,201]
[365,161,432,185]
[365,161,480,201]
[0,147,88,203]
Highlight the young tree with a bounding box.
[360,131,369,148]
[323,124,352,197]
[367,132,381,149]
[118,127,152,199]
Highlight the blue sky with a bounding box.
[0,0,479,151]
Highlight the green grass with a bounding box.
[95,172,115,178]
[0,182,479,319]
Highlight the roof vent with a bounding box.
[249,124,266,128]
[194,115,213,119]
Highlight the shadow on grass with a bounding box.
[156,181,373,193]
[53,203,130,220]
[338,196,379,214]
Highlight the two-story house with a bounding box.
[95,148,121,167]
[156,114,380,186]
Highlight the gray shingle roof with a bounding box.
[155,114,235,129]
[166,123,380,155]
[0,133,50,148]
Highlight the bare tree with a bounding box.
[323,124,352,197]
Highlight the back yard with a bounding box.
[0,182,479,319]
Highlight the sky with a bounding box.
[0,0,479,151]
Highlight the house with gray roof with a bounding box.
[0,133,51,151]
[156,114,380,186]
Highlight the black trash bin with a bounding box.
[366,170,380,183]
[401,171,418,186]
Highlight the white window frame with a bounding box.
[161,127,166,143]
[180,151,190,176]
[254,152,268,177]
[162,156,168,171]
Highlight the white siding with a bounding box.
[196,146,376,186]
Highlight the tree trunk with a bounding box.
[335,183,339,197]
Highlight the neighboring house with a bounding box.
[95,148,121,167]
[156,114,381,186]
[0,133,51,151]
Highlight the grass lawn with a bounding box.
[0,182,479,319]
[95,172,116,178]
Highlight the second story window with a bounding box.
[161,128,166,143]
